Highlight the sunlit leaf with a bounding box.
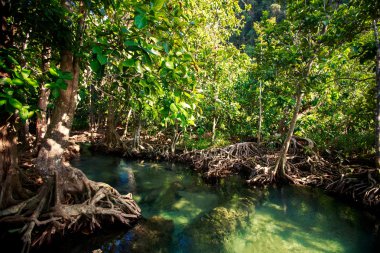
[13,78,24,85]
[21,69,31,79]
[25,78,38,87]
[19,107,29,120]
[49,67,59,77]
[135,61,143,73]
[165,61,174,69]
[8,98,22,110]
[153,0,166,10]
[170,103,178,113]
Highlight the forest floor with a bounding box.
[67,129,380,214]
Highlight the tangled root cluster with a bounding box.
[179,141,380,207]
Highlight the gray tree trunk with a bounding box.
[274,87,303,179]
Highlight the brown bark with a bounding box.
[0,119,18,206]
[36,50,79,177]
[104,98,122,148]
[1,2,140,251]
[36,46,52,144]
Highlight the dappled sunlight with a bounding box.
[71,154,378,253]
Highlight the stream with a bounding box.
[33,149,380,252]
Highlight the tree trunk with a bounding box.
[273,87,303,181]
[36,50,79,176]
[122,108,133,140]
[104,98,122,148]
[373,19,380,169]
[36,46,51,144]
[133,115,142,150]
[0,118,18,208]
[1,2,140,250]
[171,123,179,154]
[211,117,217,143]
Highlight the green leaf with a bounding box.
[25,78,38,87]
[180,101,191,109]
[7,55,18,65]
[165,61,174,69]
[19,107,29,120]
[90,60,101,73]
[49,67,59,77]
[148,48,161,56]
[135,61,143,73]
[121,27,128,33]
[27,111,34,118]
[153,0,166,10]
[3,77,12,85]
[92,46,102,54]
[170,103,178,113]
[123,59,136,67]
[163,42,170,53]
[52,88,60,98]
[97,53,108,65]
[0,100,6,106]
[5,88,13,96]
[21,69,31,79]
[134,15,148,29]
[12,78,24,86]
[124,40,138,47]
[184,92,191,98]
[8,98,23,110]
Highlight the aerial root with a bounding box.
[179,141,379,207]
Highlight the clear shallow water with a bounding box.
[66,151,379,253]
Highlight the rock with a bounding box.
[127,216,174,253]
[181,206,251,252]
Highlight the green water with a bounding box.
[68,152,379,253]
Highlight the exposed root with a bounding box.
[179,141,380,208]
[179,142,265,178]
[0,163,141,252]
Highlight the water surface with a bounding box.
[67,152,379,253]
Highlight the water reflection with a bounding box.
[67,153,380,253]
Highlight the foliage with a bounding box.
[1,0,379,159]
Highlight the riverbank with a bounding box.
[75,131,379,215]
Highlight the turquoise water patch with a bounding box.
[70,153,379,253]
